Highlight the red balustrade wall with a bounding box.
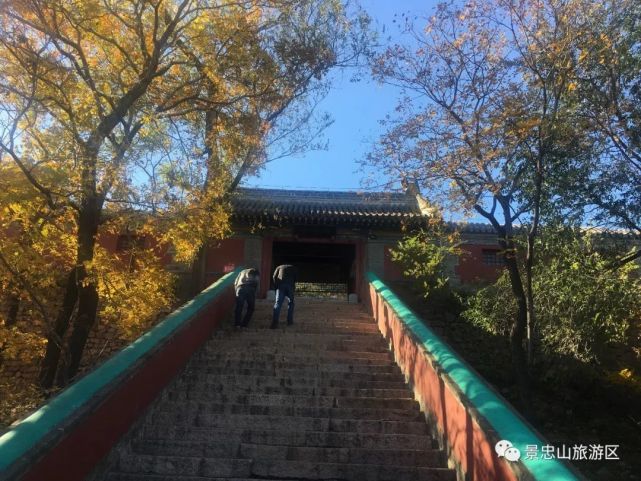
[364,282,518,481]
[11,286,235,481]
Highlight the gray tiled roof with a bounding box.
[230,188,639,239]
[446,221,495,234]
[231,188,424,227]
[232,188,503,233]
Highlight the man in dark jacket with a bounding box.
[234,268,260,328]
[271,264,297,328]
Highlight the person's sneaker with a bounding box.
[270,323,278,329]
[287,321,294,326]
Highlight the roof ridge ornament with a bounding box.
[401,177,439,218]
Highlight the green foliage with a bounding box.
[464,230,641,364]
[462,274,514,337]
[391,223,460,301]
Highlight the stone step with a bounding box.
[215,324,381,334]
[145,412,428,435]
[210,330,380,341]
[140,427,435,450]
[107,476,292,481]
[167,381,412,399]
[266,322,379,330]
[193,346,393,362]
[291,321,377,326]
[197,350,393,362]
[238,443,445,467]
[259,309,372,317]
[180,369,406,384]
[172,373,408,390]
[188,362,402,376]
[131,439,240,459]
[187,358,397,372]
[226,305,370,313]
[197,342,389,353]
[163,392,419,410]
[250,306,369,315]
[250,459,456,481]
[151,402,423,424]
[197,339,389,356]
[236,319,377,328]
[219,313,373,320]
[131,435,438,465]
[116,454,251,477]
[205,333,383,340]
[267,320,377,327]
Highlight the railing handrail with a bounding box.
[0,268,241,473]
[366,271,581,481]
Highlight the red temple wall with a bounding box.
[205,238,245,277]
[97,233,173,266]
[455,244,503,284]
[383,245,404,282]
[383,242,503,285]
[98,232,504,286]
[98,233,119,252]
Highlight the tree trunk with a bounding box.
[1,289,20,372]
[501,237,532,415]
[5,290,20,327]
[525,155,543,366]
[62,198,101,384]
[61,278,99,385]
[475,199,536,417]
[39,269,78,389]
[525,261,536,366]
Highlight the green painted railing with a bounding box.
[367,272,581,481]
[0,268,240,473]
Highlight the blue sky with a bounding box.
[244,0,436,192]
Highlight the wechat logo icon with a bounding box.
[496,440,521,462]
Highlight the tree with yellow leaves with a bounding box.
[0,0,370,389]
[161,1,371,294]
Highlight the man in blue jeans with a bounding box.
[271,264,297,329]
[234,268,260,328]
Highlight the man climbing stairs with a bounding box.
[93,300,457,481]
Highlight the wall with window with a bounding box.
[455,244,504,284]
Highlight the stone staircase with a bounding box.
[92,299,456,481]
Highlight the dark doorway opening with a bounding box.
[271,241,356,298]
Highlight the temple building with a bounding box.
[202,187,504,300]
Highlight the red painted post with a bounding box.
[355,240,364,301]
